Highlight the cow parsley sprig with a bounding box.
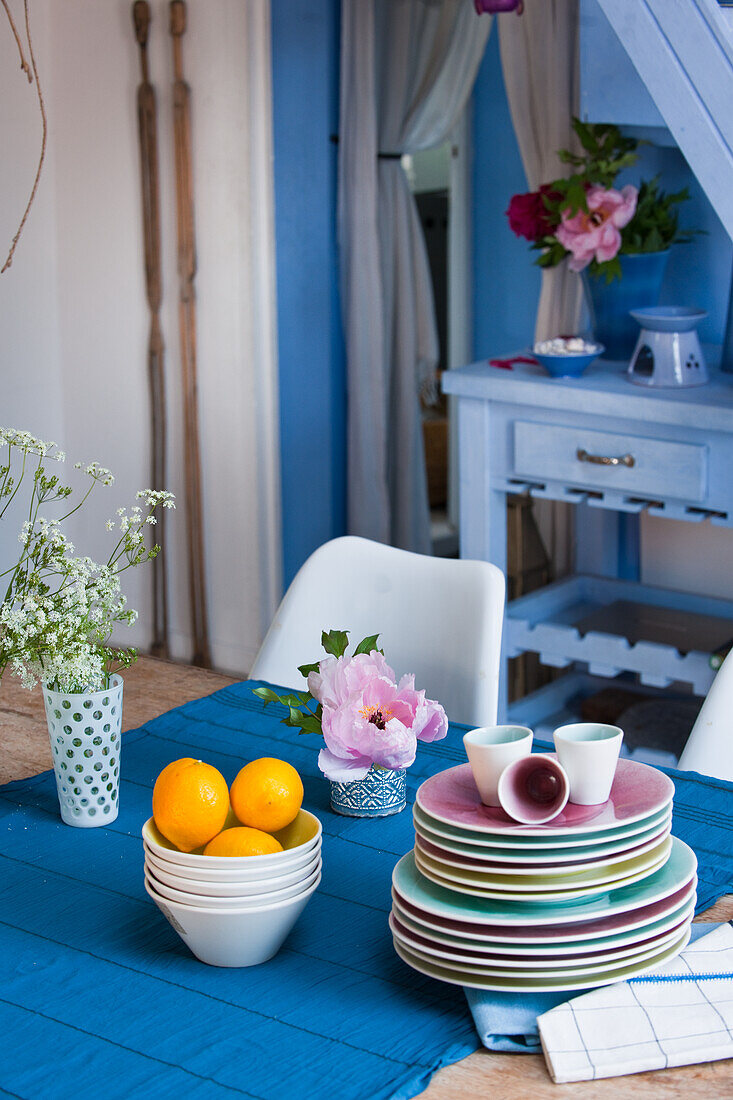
[0,428,175,693]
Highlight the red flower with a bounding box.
[474,0,522,11]
[506,185,559,242]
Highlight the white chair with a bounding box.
[250,536,505,727]
[678,649,733,780]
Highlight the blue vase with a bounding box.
[329,765,407,817]
[583,251,670,362]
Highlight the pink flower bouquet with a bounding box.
[253,630,448,782]
[505,119,696,281]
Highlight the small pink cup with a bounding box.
[497,753,570,824]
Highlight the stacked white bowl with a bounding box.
[142,809,322,967]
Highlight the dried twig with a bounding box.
[133,0,170,657]
[170,0,211,668]
[2,0,47,274]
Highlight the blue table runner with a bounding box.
[1,680,732,1099]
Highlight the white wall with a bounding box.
[0,0,280,674]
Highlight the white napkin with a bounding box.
[537,922,733,1083]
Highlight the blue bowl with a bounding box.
[533,344,604,379]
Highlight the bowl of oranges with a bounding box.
[143,756,321,967]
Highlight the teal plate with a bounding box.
[392,838,697,927]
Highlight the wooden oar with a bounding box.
[133,0,169,658]
[170,0,211,668]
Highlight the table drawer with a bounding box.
[513,421,707,502]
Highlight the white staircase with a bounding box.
[596,0,733,242]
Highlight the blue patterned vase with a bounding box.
[329,766,407,817]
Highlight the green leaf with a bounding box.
[354,633,380,656]
[278,693,310,708]
[296,711,324,735]
[564,178,588,216]
[252,686,281,707]
[297,661,320,679]
[321,629,349,658]
[281,710,323,737]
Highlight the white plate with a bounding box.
[389,911,692,972]
[414,825,672,877]
[393,927,691,992]
[393,840,696,926]
[391,891,697,954]
[413,841,671,903]
[412,802,672,851]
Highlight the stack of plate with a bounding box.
[391,758,697,991]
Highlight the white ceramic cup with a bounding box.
[497,753,570,824]
[463,725,533,807]
[553,722,624,806]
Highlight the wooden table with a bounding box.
[2,656,731,1098]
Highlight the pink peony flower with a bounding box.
[306,648,449,782]
[413,696,449,743]
[319,675,420,782]
[393,673,449,744]
[555,184,637,272]
[308,650,395,710]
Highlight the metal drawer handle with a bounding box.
[576,447,635,468]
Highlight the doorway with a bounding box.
[403,112,471,560]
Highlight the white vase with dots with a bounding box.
[43,674,123,827]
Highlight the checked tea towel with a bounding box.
[538,921,733,1083]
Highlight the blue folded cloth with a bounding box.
[465,922,720,1051]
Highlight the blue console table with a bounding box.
[443,356,733,745]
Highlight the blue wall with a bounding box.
[471,26,540,360]
[471,25,732,357]
[271,0,345,590]
[627,145,732,346]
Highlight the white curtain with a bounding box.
[499,0,581,576]
[499,0,583,343]
[339,0,490,553]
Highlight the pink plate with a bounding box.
[416,758,673,836]
[391,871,697,941]
[389,912,692,971]
[391,893,696,956]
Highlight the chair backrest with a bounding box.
[250,536,505,727]
[677,648,733,781]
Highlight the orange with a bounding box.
[230,757,304,833]
[203,826,284,858]
[152,757,230,852]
